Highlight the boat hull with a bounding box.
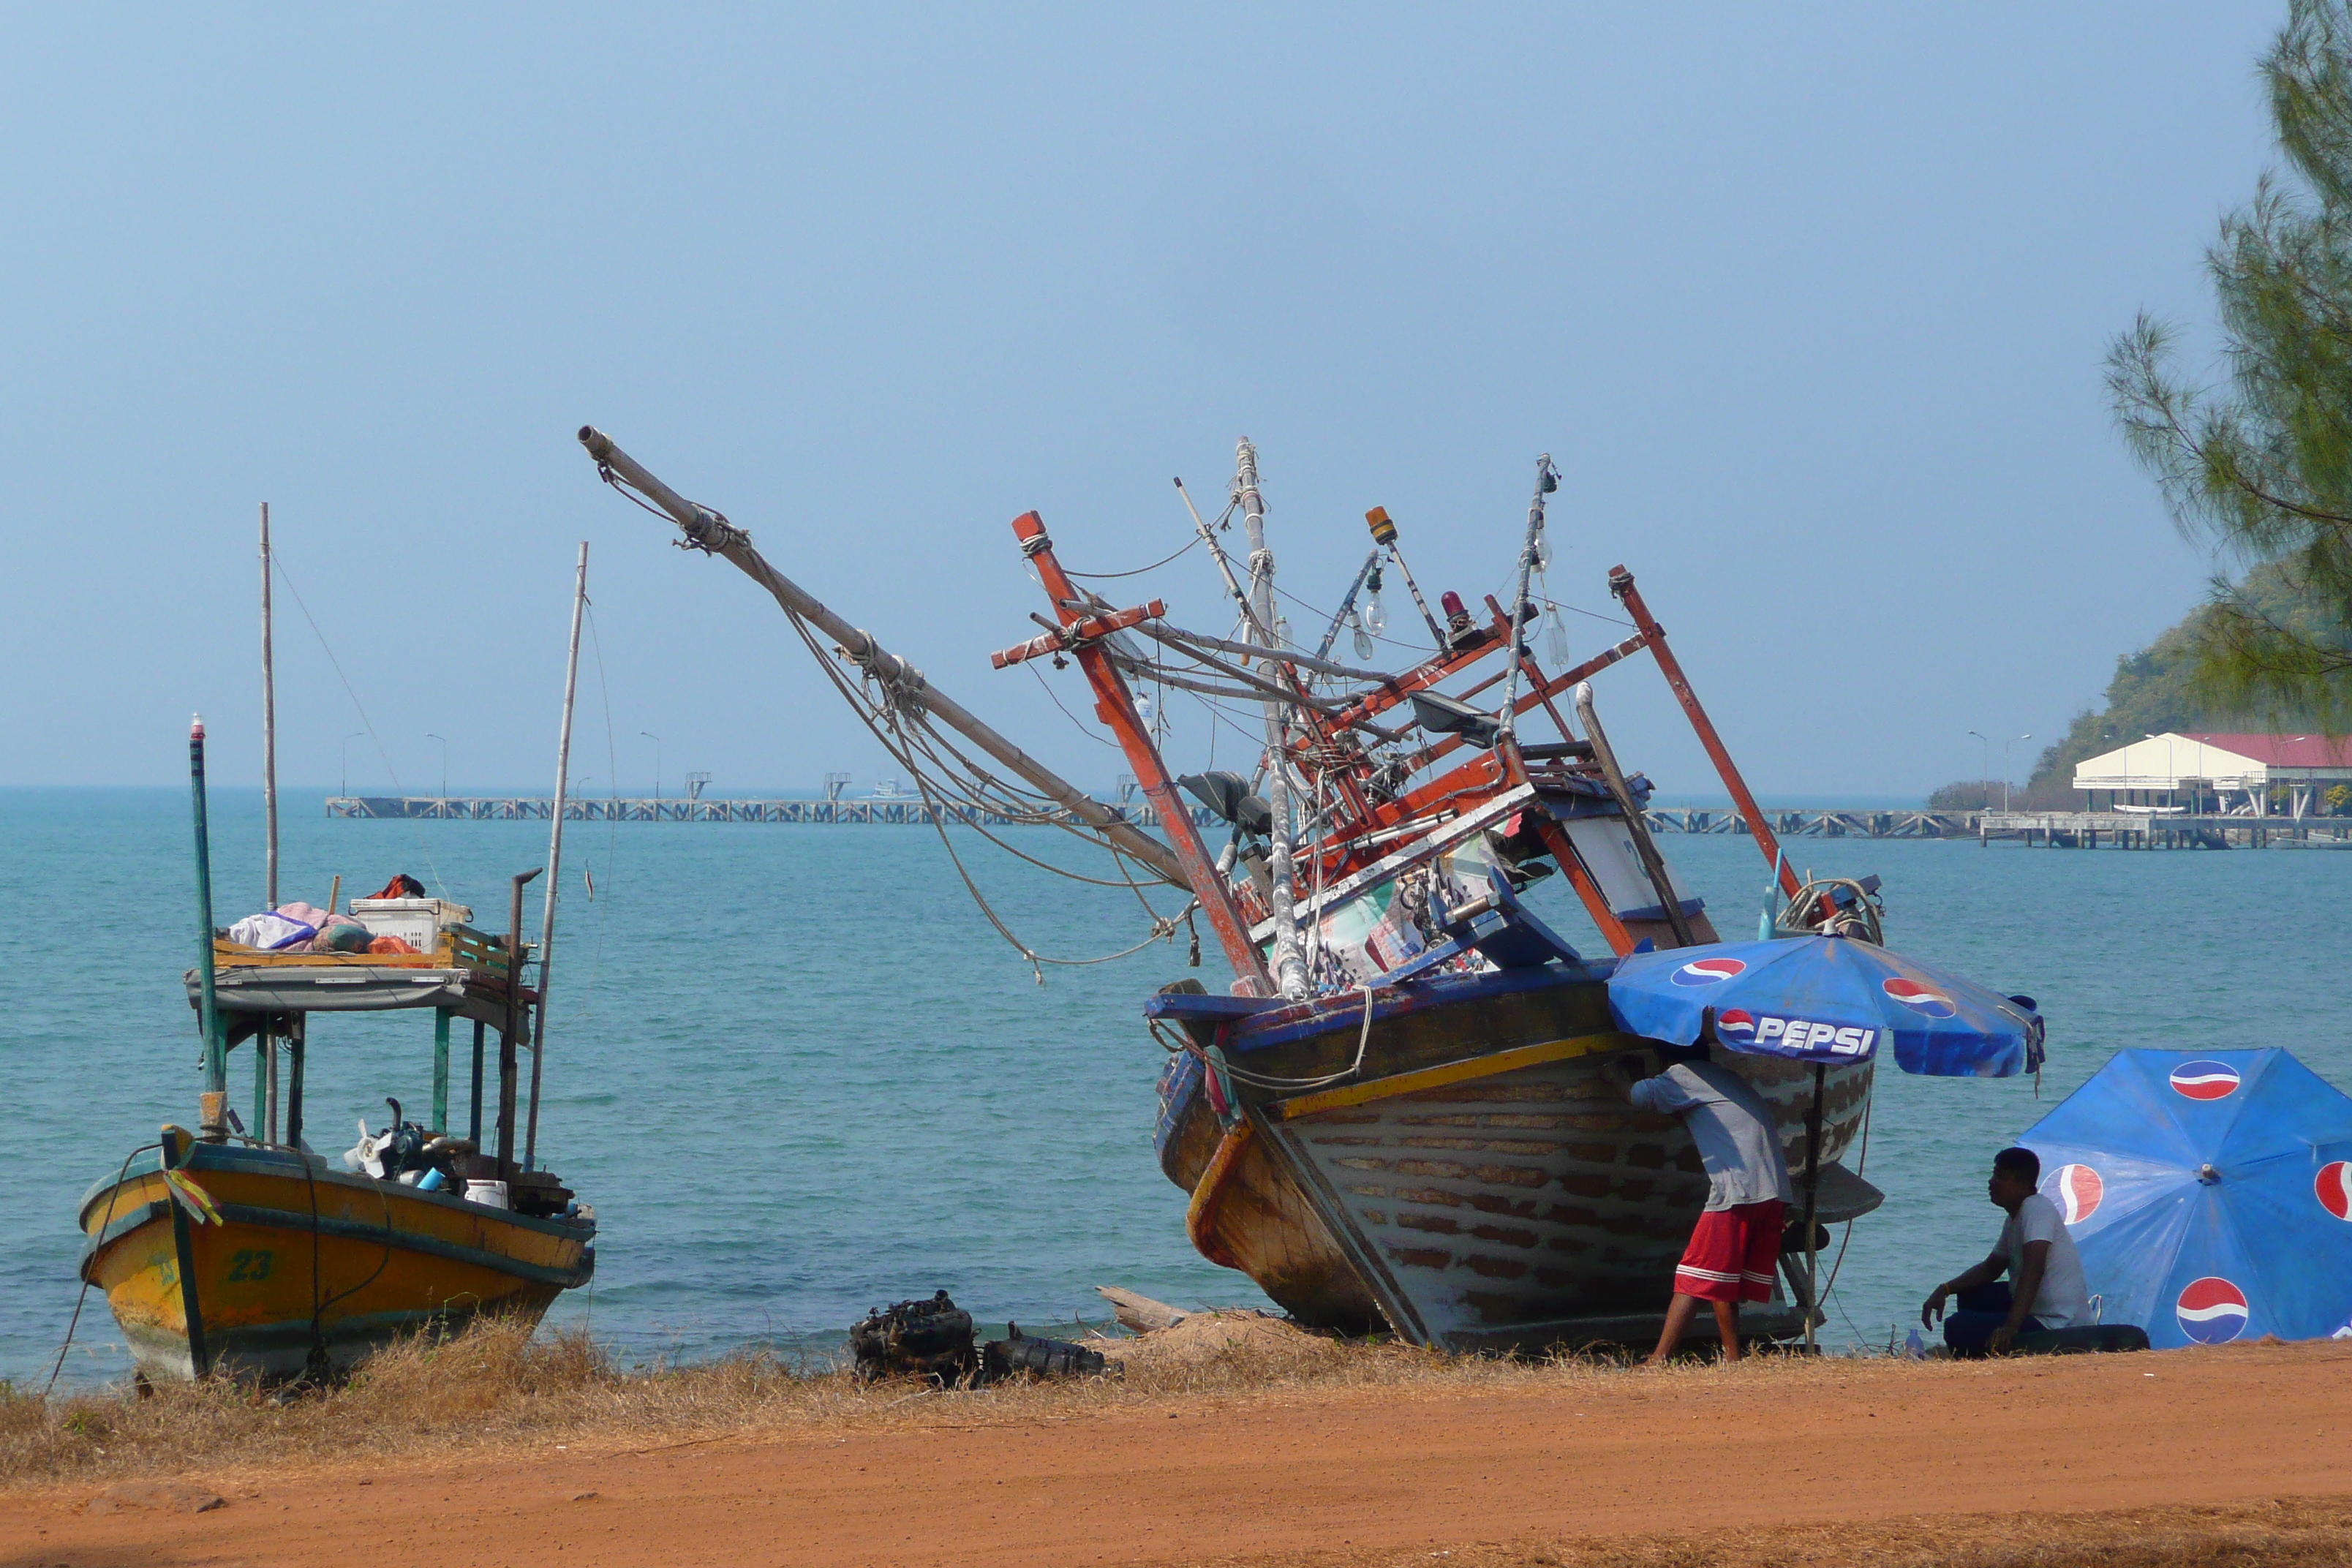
[80,1143,594,1382]
[1160,966,1871,1346]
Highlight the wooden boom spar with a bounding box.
[576,426,1191,891]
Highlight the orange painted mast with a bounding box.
[1006,511,1273,995]
[1608,565,1804,903]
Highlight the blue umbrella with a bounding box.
[1605,935,2040,1077]
[2019,1048,2352,1348]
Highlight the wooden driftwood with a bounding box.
[1095,1286,1188,1333]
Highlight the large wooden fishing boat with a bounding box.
[78,528,600,1383]
[579,429,1882,1353]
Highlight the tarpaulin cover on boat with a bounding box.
[2018,1048,2352,1349]
[1605,934,2040,1077]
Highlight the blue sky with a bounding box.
[0,4,2286,797]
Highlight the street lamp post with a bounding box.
[2002,734,2031,813]
[342,731,365,798]
[1967,730,1991,809]
[427,734,448,802]
[641,732,662,803]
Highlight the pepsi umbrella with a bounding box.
[2019,1048,2352,1349]
[1605,935,2041,1077]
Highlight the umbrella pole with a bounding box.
[1801,1062,1824,1354]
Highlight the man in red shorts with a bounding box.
[1618,1041,1795,1362]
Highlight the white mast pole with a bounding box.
[1236,439,1308,1000]
[259,501,280,1143]
[260,502,279,908]
[525,542,588,1171]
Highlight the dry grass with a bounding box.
[1198,1497,2352,1567]
[0,1312,1645,1488]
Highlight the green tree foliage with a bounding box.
[2107,0,2352,732]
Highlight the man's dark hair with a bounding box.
[1993,1146,2040,1185]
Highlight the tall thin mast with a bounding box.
[576,426,1188,888]
[1495,456,1556,742]
[191,715,227,1139]
[525,542,588,1172]
[258,503,281,1145]
[1235,439,1308,999]
[259,502,279,910]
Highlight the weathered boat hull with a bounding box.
[79,1142,594,1382]
[1157,966,1870,1346]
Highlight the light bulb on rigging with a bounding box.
[1532,533,1553,573]
[1539,571,1570,666]
[1351,615,1375,662]
[1360,570,1387,638]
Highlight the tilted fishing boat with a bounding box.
[77,531,599,1382]
[578,429,1889,1352]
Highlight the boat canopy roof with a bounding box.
[185,962,522,1028]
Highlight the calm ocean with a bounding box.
[7,785,2348,1386]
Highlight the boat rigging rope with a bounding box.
[767,590,1199,975]
[1025,662,1124,751]
[45,1143,159,1396]
[1817,1085,1874,1345]
[305,1160,396,1382]
[1210,985,1379,1093]
[270,551,450,900]
[1064,532,1202,580]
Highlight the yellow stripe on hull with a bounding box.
[81,1150,592,1382]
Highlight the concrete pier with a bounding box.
[326,795,1218,828]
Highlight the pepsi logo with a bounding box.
[1716,1009,1757,1041]
[2175,1277,2250,1344]
[2318,1161,2352,1222]
[1881,977,1956,1019]
[1672,956,1746,987]
[2169,1060,2242,1101]
[2050,1163,2103,1226]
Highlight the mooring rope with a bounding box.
[45,1143,158,1396]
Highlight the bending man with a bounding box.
[1618,1041,1794,1362]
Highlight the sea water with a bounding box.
[5,786,2347,1386]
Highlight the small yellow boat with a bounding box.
[79,712,595,1384]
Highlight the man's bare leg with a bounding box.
[1648,1292,1705,1364]
[1713,1299,1741,1362]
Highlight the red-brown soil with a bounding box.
[5,1340,2346,1567]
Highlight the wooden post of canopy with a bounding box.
[285,1013,306,1150]
[499,867,541,1169]
[1008,511,1273,994]
[431,1008,452,1134]
[469,1019,486,1149]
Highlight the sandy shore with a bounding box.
[6,1340,2348,1567]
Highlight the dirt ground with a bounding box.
[5,1339,2347,1568]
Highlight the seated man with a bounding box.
[1617,1041,1794,1363]
[1922,1145,2095,1355]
